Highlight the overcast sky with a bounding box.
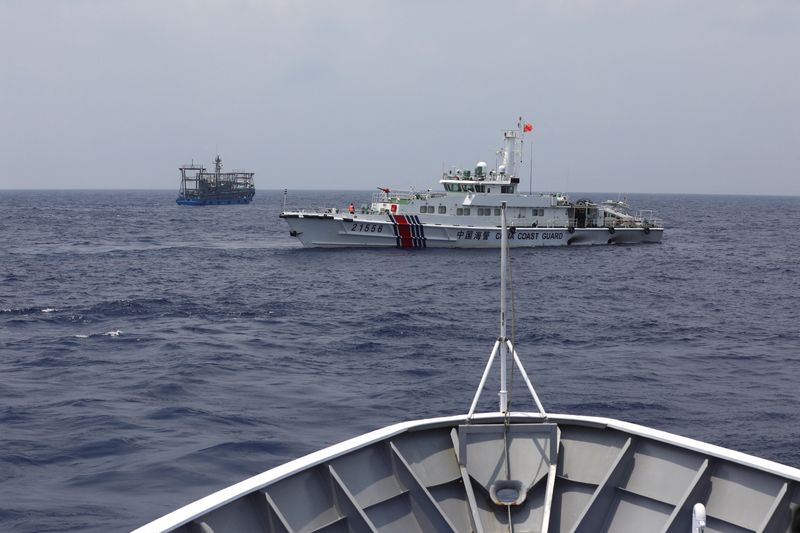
[1,0,798,194]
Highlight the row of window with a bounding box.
[420,205,547,216]
[419,205,447,214]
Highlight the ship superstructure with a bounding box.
[280,121,662,248]
[176,155,255,206]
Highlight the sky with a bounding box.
[0,0,798,195]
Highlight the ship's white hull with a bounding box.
[281,213,663,248]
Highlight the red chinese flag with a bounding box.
[523,123,533,133]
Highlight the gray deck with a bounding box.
[162,418,800,533]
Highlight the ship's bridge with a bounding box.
[440,161,519,194]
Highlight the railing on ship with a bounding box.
[281,206,661,228]
[602,216,662,229]
[371,190,446,204]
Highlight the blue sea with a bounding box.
[1,190,798,532]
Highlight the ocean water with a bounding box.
[1,190,798,532]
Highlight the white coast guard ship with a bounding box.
[280,122,663,248]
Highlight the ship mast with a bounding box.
[499,202,509,413]
[214,155,222,191]
[500,122,522,178]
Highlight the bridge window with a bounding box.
[457,208,464,216]
[438,205,447,214]
[494,208,501,216]
[501,185,514,194]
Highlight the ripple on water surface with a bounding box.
[1,191,799,532]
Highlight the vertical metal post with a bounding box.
[499,202,508,413]
[529,137,534,195]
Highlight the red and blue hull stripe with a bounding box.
[389,215,426,248]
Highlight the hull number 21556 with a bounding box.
[351,223,383,233]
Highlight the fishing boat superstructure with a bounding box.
[136,204,799,533]
[176,156,255,206]
[280,121,663,248]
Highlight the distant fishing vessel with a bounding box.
[176,156,255,206]
[280,120,662,248]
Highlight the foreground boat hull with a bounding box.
[135,412,800,533]
[281,213,663,248]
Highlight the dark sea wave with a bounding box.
[1,189,799,532]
